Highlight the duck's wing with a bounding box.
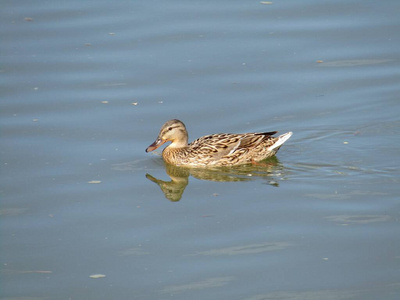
[189,131,278,161]
[236,131,277,150]
[189,133,244,160]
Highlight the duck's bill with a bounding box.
[146,138,166,152]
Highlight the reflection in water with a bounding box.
[325,214,391,225]
[146,167,189,202]
[0,207,29,216]
[246,281,400,300]
[160,276,234,295]
[247,289,362,300]
[188,242,292,256]
[318,58,393,67]
[146,157,288,201]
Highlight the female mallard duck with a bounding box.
[146,119,292,167]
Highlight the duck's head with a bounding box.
[146,119,189,152]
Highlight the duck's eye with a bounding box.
[168,127,172,131]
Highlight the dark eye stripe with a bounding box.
[163,125,182,134]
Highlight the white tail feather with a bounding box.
[268,132,293,151]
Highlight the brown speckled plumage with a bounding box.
[146,119,292,167]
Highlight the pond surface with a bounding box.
[1,0,400,299]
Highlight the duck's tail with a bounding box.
[268,132,293,152]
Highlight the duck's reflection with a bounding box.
[146,166,189,202]
[146,157,287,201]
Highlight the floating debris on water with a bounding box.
[89,274,106,279]
[88,180,102,184]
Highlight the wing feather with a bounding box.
[188,131,277,163]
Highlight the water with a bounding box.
[1,0,400,299]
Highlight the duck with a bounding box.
[146,119,292,167]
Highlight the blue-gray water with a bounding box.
[1,1,400,299]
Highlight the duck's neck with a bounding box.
[168,134,189,148]
[169,141,188,148]
[162,145,189,165]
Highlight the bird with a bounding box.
[146,119,292,167]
